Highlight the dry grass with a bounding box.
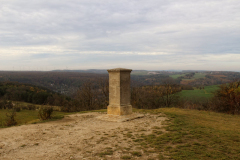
[135,108,240,159]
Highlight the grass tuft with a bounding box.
[121,155,132,159]
[132,151,142,157]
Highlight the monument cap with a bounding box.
[107,68,132,72]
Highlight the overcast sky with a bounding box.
[0,0,240,71]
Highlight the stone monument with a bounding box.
[97,68,143,122]
[107,68,132,115]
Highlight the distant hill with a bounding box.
[52,69,153,75]
[52,69,108,74]
[182,70,208,72]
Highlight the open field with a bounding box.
[170,73,206,80]
[182,73,206,81]
[192,73,206,79]
[178,85,219,101]
[1,108,240,159]
[170,74,185,79]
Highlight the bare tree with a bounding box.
[74,79,109,111]
[99,78,109,107]
[160,78,180,107]
[131,78,181,109]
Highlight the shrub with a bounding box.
[38,107,53,120]
[6,101,14,109]
[181,85,194,90]
[212,81,240,114]
[21,105,28,110]
[0,100,13,109]
[14,107,21,112]
[28,105,36,110]
[5,109,17,126]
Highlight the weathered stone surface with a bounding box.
[107,68,132,115]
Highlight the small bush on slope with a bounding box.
[38,107,53,120]
[5,109,17,126]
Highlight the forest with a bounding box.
[0,70,240,115]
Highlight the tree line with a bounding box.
[0,74,239,115]
[0,82,69,107]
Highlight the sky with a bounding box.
[0,0,240,71]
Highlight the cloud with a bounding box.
[0,0,239,71]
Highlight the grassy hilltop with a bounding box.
[1,106,240,159]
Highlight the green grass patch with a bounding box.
[192,73,206,79]
[0,109,71,128]
[177,85,219,101]
[135,108,240,159]
[182,73,206,81]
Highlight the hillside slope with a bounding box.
[0,108,239,159]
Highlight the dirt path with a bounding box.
[0,112,167,160]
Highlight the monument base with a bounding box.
[96,113,144,122]
[107,105,132,115]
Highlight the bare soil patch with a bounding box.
[0,112,167,160]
